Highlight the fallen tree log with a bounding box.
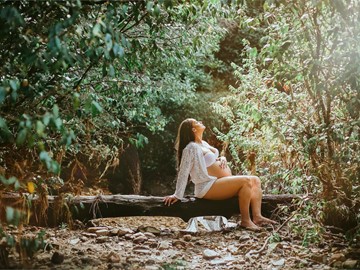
[0,193,300,227]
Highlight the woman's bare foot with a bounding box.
[240,220,261,231]
[253,216,277,227]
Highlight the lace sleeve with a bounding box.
[173,145,194,199]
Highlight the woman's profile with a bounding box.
[163,118,275,230]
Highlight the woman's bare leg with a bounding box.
[203,176,259,229]
[249,176,276,225]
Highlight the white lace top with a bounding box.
[173,142,217,199]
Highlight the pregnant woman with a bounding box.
[163,118,275,230]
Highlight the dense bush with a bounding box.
[213,0,359,230]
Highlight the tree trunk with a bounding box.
[0,193,299,227]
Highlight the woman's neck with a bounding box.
[194,134,203,143]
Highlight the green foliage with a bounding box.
[213,0,359,228]
[161,260,186,270]
[0,1,233,265]
[0,0,228,188]
[288,201,325,247]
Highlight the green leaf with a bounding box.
[53,105,59,118]
[6,207,14,223]
[9,80,18,91]
[92,23,102,37]
[43,113,51,126]
[113,43,124,58]
[40,151,51,163]
[0,87,7,103]
[55,36,61,49]
[14,179,21,190]
[109,64,115,77]
[0,176,17,185]
[249,47,258,58]
[154,4,161,16]
[54,118,63,129]
[36,120,45,136]
[16,128,27,145]
[91,101,103,116]
[73,93,80,109]
[0,117,9,130]
[146,1,154,12]
[105,33,113,51]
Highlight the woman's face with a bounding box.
[191,119,205,133]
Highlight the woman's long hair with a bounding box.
[175,118,195,168]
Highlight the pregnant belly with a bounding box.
[207,160,232,178]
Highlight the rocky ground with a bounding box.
[2,215,360,269]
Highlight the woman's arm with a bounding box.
[164,145,194,205]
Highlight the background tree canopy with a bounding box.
[0,0,359,248]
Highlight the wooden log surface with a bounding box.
[0,193,300,227]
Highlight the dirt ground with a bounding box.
[2,215,359,269]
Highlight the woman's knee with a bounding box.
[250,176,261,187]
[236,176,253,188]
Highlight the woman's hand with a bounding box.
[218,156,227,169]
[163,195,178,206]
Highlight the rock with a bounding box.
[110,229,119,236]
[227,244,238,254]
[183,234,192,241]
[145,239,158,248]
[210,259,226,265]
[239,234,251,241]
[271,258,285,266]
[148,242,158,248]
[81,232,97,238]
[133,234,148,244]
[329,253,346,265]
[144,232,156,238]
[203,249,219,260]
[144,266,158,270]
[311,254,327,264]
[195,240,206,245]
[109,263,127,269]
[172,240,186,248]
[69,238,80,245]
[343,260,358,269]
[96,236,109,243]
[138,225,161,235]
[298,259,308,266]
[145,259,156,264]
[107,251,121,263]
[81,256,101,265]
[95,229,110,236]
[133,247,151,254]
[80,236,88,242]
[333,261,343,268]
[133,232,145,238]
[51,251,64,264]
[87,226,107,233]
[124,234,134,240]
[117,228,134,236]
[158,241,170,250]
